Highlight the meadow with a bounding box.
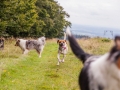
[0,38,113,90]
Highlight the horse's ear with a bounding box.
[57,40,59,44]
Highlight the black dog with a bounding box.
[0,38,4,50]
[67,28,120,90]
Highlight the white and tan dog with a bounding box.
[15,37,46,57]
[57,32,68,65]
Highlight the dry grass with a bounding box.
[77,38,113,54]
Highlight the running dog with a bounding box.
[0,38,4,50]
[15,37,46,57]
[67,28,120,90]
[57,32,68,65]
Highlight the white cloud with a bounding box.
[56,0,120,29]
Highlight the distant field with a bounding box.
[0,38,113,90]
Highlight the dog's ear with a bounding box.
[15,39,20,46]
[18,39,20,42]
[16,39,20,43]
[57,40,59,44]
[1,38,5,41]
[64,40,67,44]
[0,38,4,41]
[115,36,120,50]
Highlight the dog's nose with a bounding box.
[60,43,63,46]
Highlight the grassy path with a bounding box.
[0,40,81,90]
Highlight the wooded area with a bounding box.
[0,0,71,38]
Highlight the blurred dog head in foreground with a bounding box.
[15,37,46,57]
[67,28,120,90]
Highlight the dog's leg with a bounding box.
[62,54,66,63]
[39,47,44,58]
[23,50,25,54]
[38,50,42,58]
[36,50,41,58]
[57,53,61,65]
[23,49,29,54]
[39,52,41,58]
[36,48,43,58]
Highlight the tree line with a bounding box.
[0,0,71,38]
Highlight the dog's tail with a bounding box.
[64,32,67,40]
[66,28,91,63]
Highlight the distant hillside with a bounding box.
[71,24,120,38]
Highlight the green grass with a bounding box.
[0,38,113,90]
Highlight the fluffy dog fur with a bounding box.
[15,37,45,57]
[67,28,120,90]
[0,38,4,50]
[57,32,68,65]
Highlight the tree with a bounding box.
[0,0,11,36]
[31,0,71,38]
[0,0,38,37]
[0,0,71,38]
[7,0,38,37]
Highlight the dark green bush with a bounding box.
[102,38,111,42]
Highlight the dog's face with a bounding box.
[15,39,20,46]
[57,40,66,47]
[38,36,46,45]
[40,37,46,41]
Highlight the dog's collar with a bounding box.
[59,46,66,51]
[62,46,66,50]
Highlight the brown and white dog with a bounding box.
[15,37,46,57]
[0,38,4,50]
[57,32,68,65]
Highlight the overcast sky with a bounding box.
[56,0,120,29]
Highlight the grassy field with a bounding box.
[0,38,113,90]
